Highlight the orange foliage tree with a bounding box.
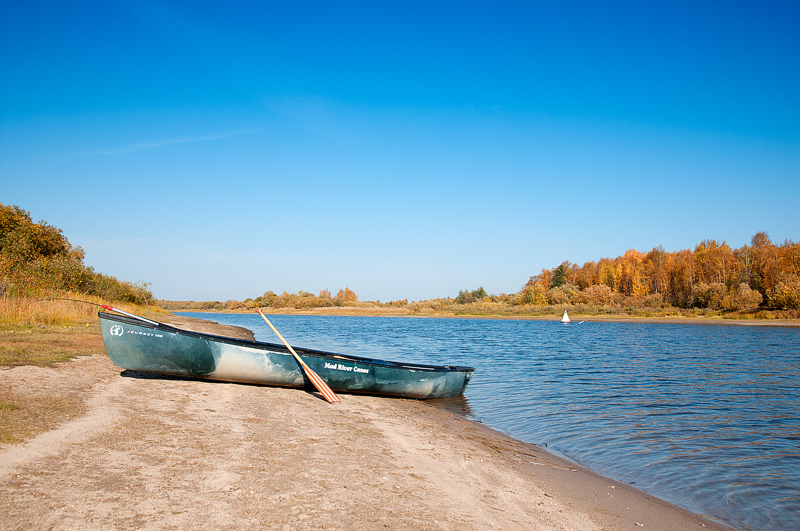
[521,232,799,310]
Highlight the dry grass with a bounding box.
[0,293,165,368]
[0,295,99,327]
[0,295,169,445]
[0,322,103,444]
[0,293,167,327]
[0,323,104,446]
[0,389,87,445]
[0,323,106,368]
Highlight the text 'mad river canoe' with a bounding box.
[99,311,475,399]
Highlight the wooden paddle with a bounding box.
[256,309,340,403]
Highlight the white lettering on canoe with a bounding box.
[125,330,164,338]
[324,362,369,374]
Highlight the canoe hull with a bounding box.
[99,312,474,399]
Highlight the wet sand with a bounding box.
[0,315,735,530]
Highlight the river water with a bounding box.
[178,312,799,531]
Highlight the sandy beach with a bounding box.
[0,315,735,530]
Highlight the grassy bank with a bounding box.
[0,294,168,369]
[0,294,167,328]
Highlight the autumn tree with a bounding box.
[618,249,647,296]
[334,287,358,305]
[580,284,614,306]
[526,268,554,290]
[518,284,547,305]
[0,204,151,302]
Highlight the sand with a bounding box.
[0,315,734,530]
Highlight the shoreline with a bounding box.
[0,315,738,530]
[174,307,800,328]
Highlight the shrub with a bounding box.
[580,284,614,306]
[257,291,277,306]
[643,292,665,308]
[296,295,334,309]
[382,299,408,307]
[518,284,547,305]
[547,283,579,305]
[621,294,646,309]
[768,276,800,309]
[272,291,299,308]
[0,204,152,304]
[724,282,763,310]
[694,282,726,309]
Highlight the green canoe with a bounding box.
[99,311,475,399]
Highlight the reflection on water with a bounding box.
[179,312,800,531]
[426,395,475,418]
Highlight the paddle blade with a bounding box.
[256,308,340,403]
[303,365,341,403]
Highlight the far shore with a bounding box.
[170,306,800,328]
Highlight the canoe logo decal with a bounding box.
[324,362,369,374]
[110,325,124,336]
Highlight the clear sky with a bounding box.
[2,1,799,302]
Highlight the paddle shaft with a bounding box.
[256,309,340,403]
[102,304,159,326]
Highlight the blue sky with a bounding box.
[2,1,799,302]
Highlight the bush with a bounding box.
[518,284,547,305]
[1,204,152,304]
[724,282,763,310]
[694,282,726,309]
[547,283,579,305]
[272,291,299,308]
[296,296,334,309]
[643,292,665,308]
[580,284,614,306]
[768,276,800,309]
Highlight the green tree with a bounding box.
[550,264,566,288]
[456,287,488,304]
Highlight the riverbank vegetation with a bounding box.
[162,232,799,321]
[2,204,798,322]
[506,232,799,318]
[0,204,157,326]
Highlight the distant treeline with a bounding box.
[6,203,795,316]
[0,204,153,304]
[521,233,799,311]
[159,288,361,311]
[166,232,798,316]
